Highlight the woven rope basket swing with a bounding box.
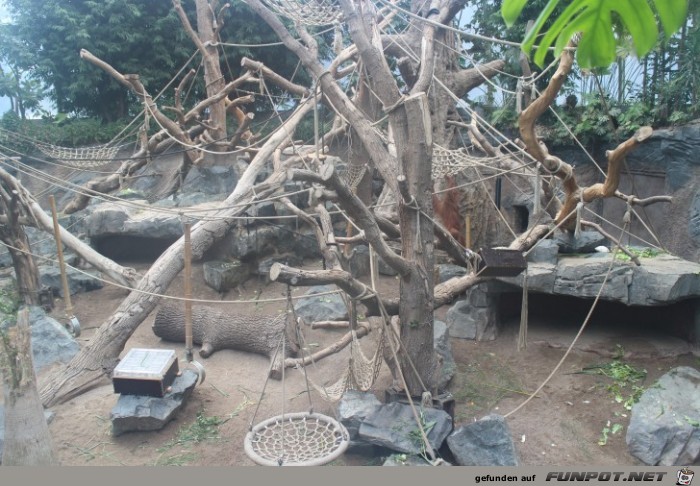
[244,411,350,466]
[243,285,350,466]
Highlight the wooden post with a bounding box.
[48,195,73,318]
[465,214,472,249]
[183,222,193,363]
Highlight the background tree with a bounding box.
[1,0,303,122]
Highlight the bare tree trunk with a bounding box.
[0,174,40,306]
[173,0,228,164]
[1,308,58,465]
[396,95,437,395]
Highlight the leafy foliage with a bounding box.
[502,0,688,68]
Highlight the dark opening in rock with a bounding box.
[92,235,179,262]
[498,291,697,345]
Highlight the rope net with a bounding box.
[338,163,368,191]
[311,326,385,402]
[34,141,124,169]
[432,144,510,179]
[256,0,342,26]
[244,412,350,466]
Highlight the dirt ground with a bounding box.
[33,259,700,467]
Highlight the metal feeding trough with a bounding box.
[112,348,180,397]
[477,248,527,277]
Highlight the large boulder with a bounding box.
[358,402,453,455]
[335,390,382,441]
[202,259,249,292]
[182,164,238,195]
[110,370,199,436]
[27,306,80,372]
[446,289,499,341]
[447,414,519,466]
[294,285,348,323]
[39,265,103,297]
[498,254,700,307]
[626,366,700,466]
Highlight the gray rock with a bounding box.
[625,124,700,192]
[446,299,498,341]
[358,402,453,455]
[626,366,700,466]
[294,285,348,323]
[436,264,467,283]
[555,231,608,254]
[87,201,185,241]
[276,229,321,260]
[28,306,80,372]
[202,259,249,292]
[690,191,700,243]
[348,245,370,278]
[499,255,700,307]
[553,259,633,302]
[110,370,199,436]
[182,164,238,195]
[447,414,519,466]
[335,390,382,441]
[434,320,455,391]
[39,265,103,297]
[527,239,559,264]
[221,225,283,262]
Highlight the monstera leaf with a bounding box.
[502,0,688,68]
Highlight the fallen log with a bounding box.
[152,304,299,379]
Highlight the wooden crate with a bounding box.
[112,348,179,398]
[477,248,527,277]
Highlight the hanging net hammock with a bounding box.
[244,412,350,466]
[432,144,510,179]
[255,0,342,26]
[34,141,126,169]
[309,324,385,402]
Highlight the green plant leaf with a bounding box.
[509,0,688,69]
[685,416,700,427]
[501,0,530,27]
[652,0,689,39]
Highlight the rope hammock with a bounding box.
[307,323,385,402]
[338,163,368,192]
[255,0,342,26]
[33,141,127,169]
[432,144,510,179]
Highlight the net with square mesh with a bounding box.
[255,0,342,26]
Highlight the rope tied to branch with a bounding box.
[574,191,584,239]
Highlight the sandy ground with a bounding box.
[30,259,700,467]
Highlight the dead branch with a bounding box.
[284,322,370,368]
[241,57,310,97]
[310,321,358,329]
[615,192,673,207]
[287,165,411,275]
[269,262,383,316]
